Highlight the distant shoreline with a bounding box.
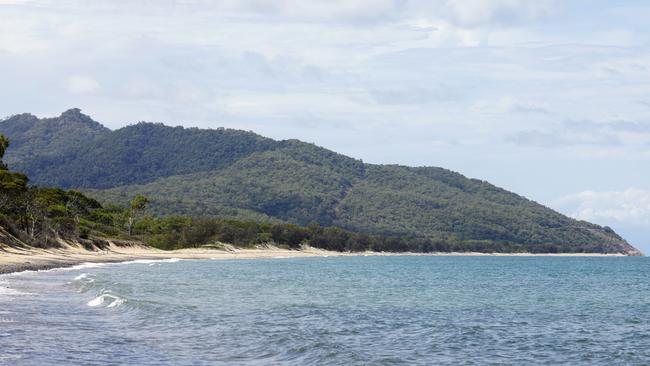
[0,244,633,275]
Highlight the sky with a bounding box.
[1,0,649,252]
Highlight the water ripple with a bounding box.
[1,256,650,365]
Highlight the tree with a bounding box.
[22,188,47,239]
[0,171,28,211]
[0,135,28,211]
[127,194,149,236]
[0,134,9,170]
[65,190,101,235]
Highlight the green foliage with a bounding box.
[0,170,28,193]
[125,215,624,254]
[0,134,9,167]
[0,135,29,212]
[88,150,630,252]
[0,110,107,168]
[130,194,149,211]
[0,109,277,188]
[0,112,638,254]
[127,194,149,235]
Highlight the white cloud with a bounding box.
[553,189,650,225]
[442,0,557,27]
[66,75,100,95]
[110,0,556,26]
[506,119,650,152]
[0,0,40,4]
[0,17,47,52]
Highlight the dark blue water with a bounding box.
[1,256,650,365]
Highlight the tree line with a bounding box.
[0,133,625,254]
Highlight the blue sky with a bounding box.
[1,0,649,252]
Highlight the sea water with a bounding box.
[1,256,649,365]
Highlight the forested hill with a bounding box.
[2,109,277,188]
[0,109,641,254]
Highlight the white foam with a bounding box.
[72,273,95,289]
[106,297,126,308]
[120,258,182,265]
[87,295,105,307]
[74,273,88,281]
[64,263,108,271]
[2,258,185,280]
[0,262,110,279]
[87,293,126,308]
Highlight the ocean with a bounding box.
[1,256,649,365]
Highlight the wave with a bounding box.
[72,273,95,291]
[0,316,16,323]
[3,258,185,280]
[4,258,185,301]
[73,273,88,281]
[0,262,110,279]
[119,258,183,266]
[0,285,32,296]
[64,263,108,271]
[87,293,126,308]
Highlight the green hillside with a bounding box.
[3,109,277,188]
[0,109,640,254]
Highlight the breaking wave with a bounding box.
[87,293,127,308]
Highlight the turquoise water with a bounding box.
[1,256,650,365]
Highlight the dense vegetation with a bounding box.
[4,132,535,253]
[0,134,104,248]
[0,109,640,254]
[134,216,627,254]
[1,135,570,254]
[1,109,276,188]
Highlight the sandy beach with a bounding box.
[0,242,346,275]
[0,241,628,275]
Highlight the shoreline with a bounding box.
[0,243,631,275]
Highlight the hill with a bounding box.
[0,109,641,254]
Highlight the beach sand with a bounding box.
[0,241,627,275]
[0,242,347,275]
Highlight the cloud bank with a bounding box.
[554,189,650,226]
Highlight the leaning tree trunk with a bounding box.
[128,216,134,236]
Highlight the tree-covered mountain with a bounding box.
[2,109,276,188]
[0,109,641,254]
